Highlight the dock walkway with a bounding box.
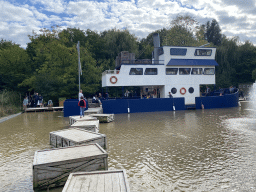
[0,112,22,123]
[25,107,63,112]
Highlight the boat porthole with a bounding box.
[180,87,186,95]
[171,87,177,94]
[188,87,194,94]
[110,76,118,84]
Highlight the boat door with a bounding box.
[184,89,195,105]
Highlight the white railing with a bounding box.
[102,70,120,75]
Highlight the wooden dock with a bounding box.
[89,114,114,123]
[50,128,106,149]
[84,107,103,115]
[33,144,108,190]
[25,107,63,112]
[63,170,130,192]
[69,115,97,125]
[71,120,100,132]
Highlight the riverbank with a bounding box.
[0,89,22,118]
[0,112,22,123]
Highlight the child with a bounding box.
[78,96,86,118]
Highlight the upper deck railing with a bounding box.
[120,59,164,65]
[102,70,120,75]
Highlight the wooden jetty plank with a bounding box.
[120,169,130,192]
[84,108,103,115]
[50,128,107,149]
[96,173,105,192]
[69,115,97,125]
[105,170,113,192]
[33,144,108,190]
[89,114,115,123]
[112,170,120,191]
[25,107,63,113]
[71,120,99,133]
[63,170,130,192]
[88,174,98,191]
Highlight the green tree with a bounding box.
[22,30,101,103]
[102,29,139,64]
[215,36,239,87]
[0,40,31,92]
[165,15,202,46]
[236,41,256,83]
[206,19,222,46]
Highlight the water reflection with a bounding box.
[0,106,256,191]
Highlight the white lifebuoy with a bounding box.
[180,87,186,95]
[110,76,118,84]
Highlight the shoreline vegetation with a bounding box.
[0,90,22,118]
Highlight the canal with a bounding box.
[0,102,256,191]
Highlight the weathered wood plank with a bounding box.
[89,114,115,123]
[105,172,113,192]
[71,120,99,133]
[63,170,130,192]
[49,128,106,149]
[69,115,97,125]
[112,171,120,192]
[33,144,108,190]
[96,173,105,192]
[84,108,103,115]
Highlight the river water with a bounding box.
[0,102,256,192]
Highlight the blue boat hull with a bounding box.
[101,92,239,114]
[63,92,239,116]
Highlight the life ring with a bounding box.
[110,76,118,84]
[180,87,186,95]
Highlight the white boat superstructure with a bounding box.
[102,34,218,105]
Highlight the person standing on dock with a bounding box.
[78,96,86,118]
[33,92,39,108]
[38,94,43,107]
[78,90,84,101]
[23,96,28,110]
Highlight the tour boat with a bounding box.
[101,33,239,114]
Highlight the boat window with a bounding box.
[194,49,212,56]
[179,68,191,75]
[204,68,215,75]
[188,87,194,94]
[171,87,177,94]
[166,68,178,75]
[170,48,187,56]
[144,68,158,75]
[129,68,143,75]
[191,68,203,75]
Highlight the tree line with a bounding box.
[1,16,256,105]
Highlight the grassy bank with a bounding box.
[0,90,22,117]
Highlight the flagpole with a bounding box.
[77,41,81,91]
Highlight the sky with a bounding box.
[1,0,256,48]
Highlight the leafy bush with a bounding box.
[0,90,21,117]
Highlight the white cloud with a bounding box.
[1,0,256,47]
[30,0,66,13]
[0,1,34,22]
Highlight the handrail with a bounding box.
[120,59,164,65]
[102,70,120,75]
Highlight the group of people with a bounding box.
[23,92,44,110]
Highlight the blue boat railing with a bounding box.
[202,88,239,97]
